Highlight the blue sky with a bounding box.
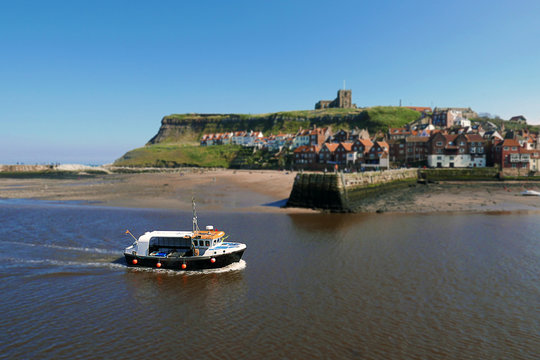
[1,0,539,164]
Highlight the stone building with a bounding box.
[509,115,527,124]
[315,89,357,109]
[432,107,478,128]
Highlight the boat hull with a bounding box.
[124,249,245,271]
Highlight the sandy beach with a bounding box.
[0,169,305,213]
[1,169,540,214]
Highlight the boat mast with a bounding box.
[192,197,200,233]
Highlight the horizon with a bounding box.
[2,1,540,164]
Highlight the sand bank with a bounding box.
[1,169,539,214]
[0,169,309,213]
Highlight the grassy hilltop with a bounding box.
[115,106,420,168]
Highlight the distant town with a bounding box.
[199,89,540,176]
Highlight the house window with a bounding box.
[460,141,465,146]
[437,156,442,160]
[512,147,517,151]
[436,141,443,146]
[504,146,509,150]
[459,148,465,153]
[437,149,443,154]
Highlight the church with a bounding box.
[315,89,357,109]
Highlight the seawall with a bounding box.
[286,169,418,212]
[418,168,500,181]
[0,165,55,172]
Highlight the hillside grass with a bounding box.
[114,144,244,168]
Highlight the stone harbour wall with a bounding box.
[0,165,55,172]
[286,169,418,212]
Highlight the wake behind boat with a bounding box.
[521,189,540,196]
[123,199,246,271]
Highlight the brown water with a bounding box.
[0,199,538,359]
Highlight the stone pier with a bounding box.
[286,169,418,212]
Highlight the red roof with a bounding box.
[321,143,339,153]
[405,106,432,112]
[293,145,320,153]
[406,136,429,143]
[355,139,373,147]
[376,141,389,149]
[500,139,521,147]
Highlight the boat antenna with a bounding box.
[125,229,137,242]
[192,196,200,233]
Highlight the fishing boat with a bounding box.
[521,189,540,196]
[123,200,246,270]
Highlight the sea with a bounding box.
[0,199,538,359]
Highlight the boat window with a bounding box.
[205,240,210,247]
[149,236,192,253]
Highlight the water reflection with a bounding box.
[123,262,248,318]
[287,212,374,232]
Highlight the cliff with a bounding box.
[147,107,420,144]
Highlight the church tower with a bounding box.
[336,89,352,108]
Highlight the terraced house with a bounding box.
[348,139,374,165]
[293,145,320,166]
[427,133,486,168]
[491,138,540,172]
[292,127,331,149]
[319,143,339,165]
[405,136,430,163]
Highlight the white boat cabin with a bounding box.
[126,225,227,258]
